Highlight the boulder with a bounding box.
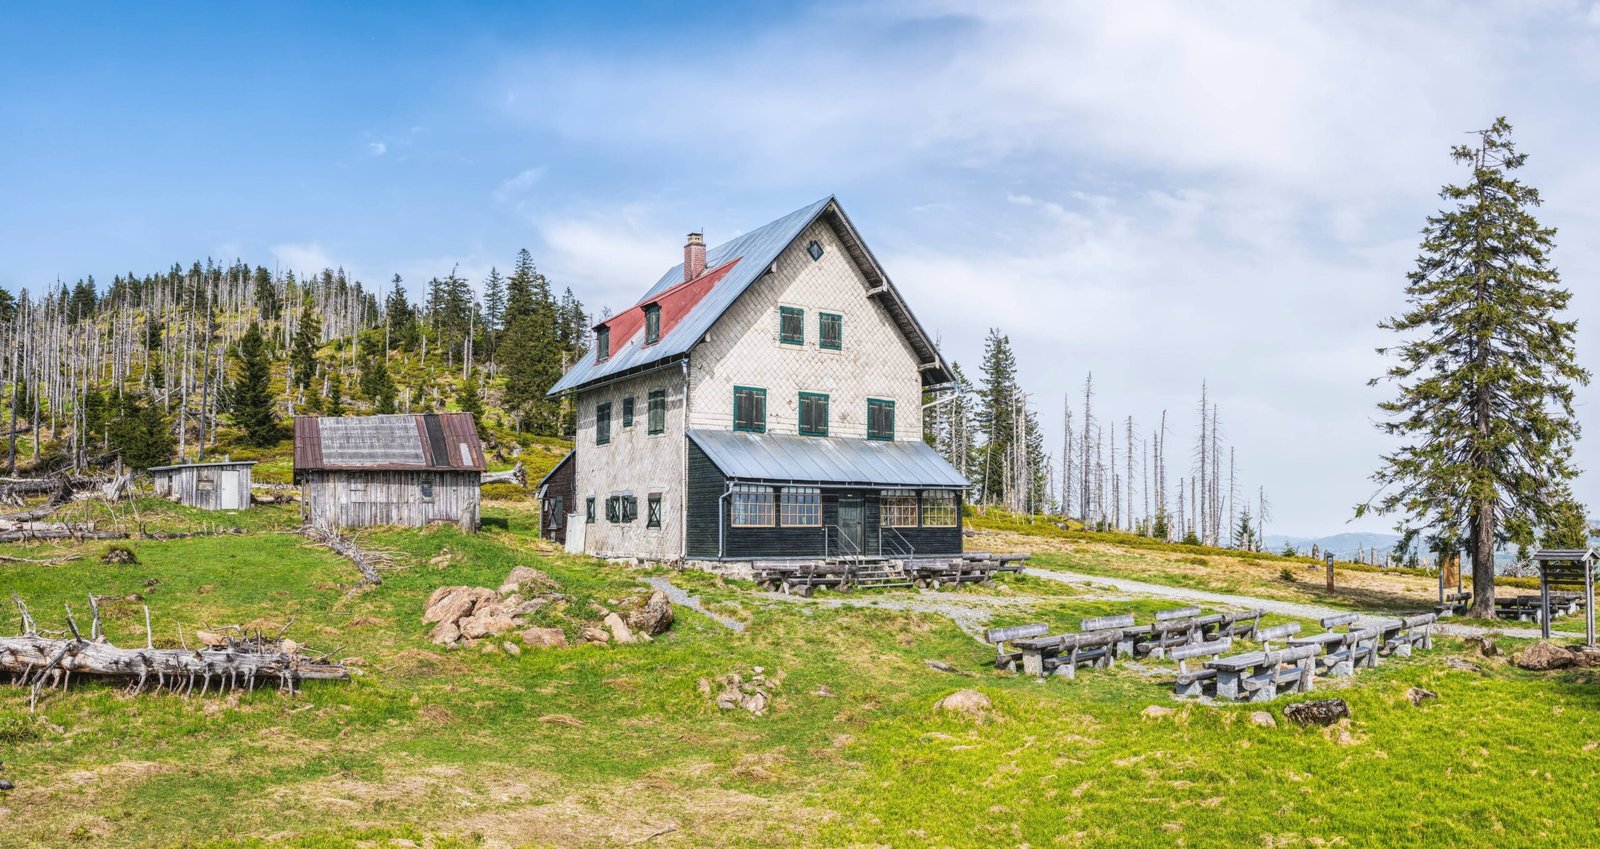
[1463,633,1500,657]
[458,613,518,640]
[582,626,611,644]
[1249,711,1276,728]
[195,630,227,648]
[625,590,675,636]
[741,691,767,716]
[1570,646,1600,668]
[1406,687,1438,706]
[1444,656,1483,673]
[1512,641,1574,671]
[499,565,557,596]
[502,641,522,657]
[422,586,493,625]
[1283,699,1350,726]
[514,598,550,617]
[520,627,568,649]
[429,620,461,645]
[1141,705,1174,719]
[935,689,992,717]
[604,612,637,644]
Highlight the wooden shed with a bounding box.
[149,460,255,510]
[293,413,486,531]
[536,450,576,545]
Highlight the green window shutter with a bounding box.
[798,392,829,436]
[867,399,895,441]
[779,306,804,345]
[622,396,635,427]
[644,304,661,345]
[595,402,611,445]
[819,312,842,350]
[734,386,767,433]
[647,494,662,528]
[647,389,667,435]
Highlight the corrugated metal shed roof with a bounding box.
[689,429,968,488]
[147,460,257,472]
[293,414,486,477]
[547,196,952,396]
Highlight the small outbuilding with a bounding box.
[149,460,255,510]
[293,413,486,531]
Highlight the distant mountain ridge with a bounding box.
[1261,532,1406,560]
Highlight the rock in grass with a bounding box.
[0,779,12,791]
[502,641,521,657]
[1513,641,1574,671]
[1140,704,1174,719]
[1406,687,1438,706]
[1284,699,1349,726]
[582,626,611,645]
[625,590,675,636]
[923,659,971,676]
[1444,656,1483,673]
[936,689,992,716]
[521,627,567,649]
[1570,645,1600,668]
[1249,711,1276,728]
[604,612,637,644]
[1463,633,1500,657]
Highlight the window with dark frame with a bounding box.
[779,306,804,345]
[882,489,918,527]
[730,484,776,527]
[644,304,661,345]
[733,386,767,433]
[596,402,612,444]
[867,398,895,441]
[622,396,635,427]
[648,389,666,434]
[798,392,829,436]
[779,487,821,527]
[606,494,638,523]
[806,239,824,261]
[921,490,959,527]
[819,312,842,350]
[586,496,596,524]
[647,493,662,528]
[596,326,610,362]
[420,478,435,500]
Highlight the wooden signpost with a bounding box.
[1325,552,1335,592]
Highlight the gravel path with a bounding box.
[643,576,746,632]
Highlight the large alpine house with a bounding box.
[542,197,968,567]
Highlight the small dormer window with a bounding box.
[807,240,824,261]
[596,326,610,362]
[644,304,661,346]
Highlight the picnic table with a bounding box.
[1013,629,1119,679]
[1205,643,1322,702]
[1374,613,1436,657]
[982,623,1049,671]
[1288,625,1379,677]
[1170,637,1233,697]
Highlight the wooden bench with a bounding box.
[1078,614,1139,658]
[1014,629,1120,679]
[1254,622,1302,652]
[1375,613,1436,658]
[1123,616,1210,659]
[1436,591,1471,618]
[1289,626,1378,677]
[1495,597,1546,623]
[1206,643,1321,702]
[1170,637,1233,697]
[983,623,1049,671]
[1205,609,1263,641]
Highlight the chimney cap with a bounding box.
[686,232,704,245]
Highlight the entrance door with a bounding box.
[837,495,865,557]
[217,472,239,510]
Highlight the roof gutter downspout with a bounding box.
[718,480,734,560]
[682,355,692,560]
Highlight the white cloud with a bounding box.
[271,242,338,277]
[494,167,546,203]
[535,205,680,313]
[368,141,387,157]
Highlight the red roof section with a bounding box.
[596,257,741,361]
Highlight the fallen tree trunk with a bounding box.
[3,596,349,709]
[481,461,526,487]
[302,525,386,585]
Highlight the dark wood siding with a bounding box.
[538,452,576,543]
[685,441,724,558]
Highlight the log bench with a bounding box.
[1289,626,1379,677]
[1013,629,1120,679]
[1253,622,1302,652]
[1170,637,1233,696]
[983,623,1049,671]
[1205,643,1321,702]
[1204,609,1264,641]
[1374,613,1436,658]
[1436,591,1472,618]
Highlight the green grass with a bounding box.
[2,507,1597,847]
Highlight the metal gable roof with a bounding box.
[688,429,969,488]
[547,196,952,396]
[293,413,487,476]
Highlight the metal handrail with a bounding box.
[826,524,863,562]
[880,525,915,561]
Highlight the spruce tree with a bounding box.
[457,369,487,437]
[1362,118,1589,617]
[107,392,174,471]
[326,370,347,417]
[230,321,279,447]
[290,295,319,392]
[358,336,398,414]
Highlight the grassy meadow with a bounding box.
[1,506,1598,847]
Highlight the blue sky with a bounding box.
[4,2,1600,536]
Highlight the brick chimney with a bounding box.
[684,232,706,282]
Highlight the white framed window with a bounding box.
[731,484,775,527]
[780,487,821,527]
[883,489,919,528]
[922,490,959,528]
